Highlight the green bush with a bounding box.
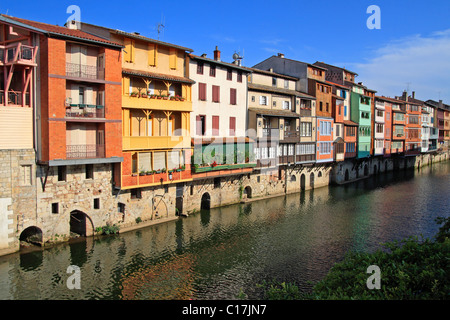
[95,224,120,235]
[259,217,450,300]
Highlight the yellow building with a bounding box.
[80,23,195,189]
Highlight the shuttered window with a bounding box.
[138,152,152,172]
[199,83,207,101]
[212,85,220,103]
[230,88,237,105]
[124,38,134,63]
[168,150,181,170]
[148,43,157,66]
[169,48,177,70]
[153,152,166,171]
[212,116,219,136]
[122,77,130,95]
[229,117,236,136]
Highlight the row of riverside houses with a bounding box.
[0,15,449,255]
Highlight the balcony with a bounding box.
[66,62,105,80]
[0,43,37,66]
[300,108,312,117]
[66,144,105,159]
[282,130,300,143]
[122,94,192,112]
[65,105,105,119]
[0,90,30,106]
[123,135,191,151]
[262,128,280,139]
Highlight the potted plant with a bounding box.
[130,91,139,97]
[139,170,146,176]
[141,93,148,98]
[162,95,168,100]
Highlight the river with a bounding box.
[0,162,449,300]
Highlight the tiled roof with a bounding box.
[248,83,301,97]
[343,120,359,126]
[189,54,251,73]
[122,68,195,84]
[248,107,299,118]
[2,15,122,48]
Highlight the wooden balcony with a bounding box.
[122,94,192,112]
[122,135,191,151]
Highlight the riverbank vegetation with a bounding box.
[258,217,449,300]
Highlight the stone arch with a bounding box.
[201,192,211,210]
[290,175,296,182]
[318,171,322,178]
[244,186,252,199]
[70,210,94,237]
[300,174,306,190]
[19,226,43,246]
[310,172,315,188]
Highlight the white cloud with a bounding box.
[344,30,450,102]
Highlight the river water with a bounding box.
[0,162,449,300]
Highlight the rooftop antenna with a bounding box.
[156,14,165,40]
[405,82,411,94]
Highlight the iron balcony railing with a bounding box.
[65,107,105,118]
[0,90,30,106]
[66,144,105,159]
[66,62,105,80]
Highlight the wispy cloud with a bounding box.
[344,30,450,102]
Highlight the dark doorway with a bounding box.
[344,169,349,182]
[364,164,369,176]
[201,193,211,210]
[70,210,93,237]
[244,186,252,199]
[19,226,43,247]
[300,174,306,190]
[310,172,314,189]
[176,183,184,216]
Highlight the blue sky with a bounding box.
[2,0,450,102]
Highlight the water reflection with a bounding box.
[0,162,448,300]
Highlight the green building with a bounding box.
[350,84,372,158]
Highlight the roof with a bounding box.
[122,69,195,84]
[189,54,250,73]
[1,15,122,48]
[248,83,311,98]
[375,96,406,104]
[248,107,300,118]
[425,99,450,110]
[245,66,298,81]
[326,80,351,90]
[253,55,328,72]
[343,120,359,126]
[313,61,358,76]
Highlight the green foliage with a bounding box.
[135,217,142,224]
[258,216,450,300]
[95,224,120,235]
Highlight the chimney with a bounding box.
[412,91,415,99]
[214,46,221,61]
[278,53,285,58]
[201,53,207,58]
[401,91,407,101]
[439,100,443,108]
[66,19,79,30]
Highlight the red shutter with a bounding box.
[212,116,219,136]
[212,85,220,103]
[230,88,236,105]
[229,117,236,136]
[199,83,206,101]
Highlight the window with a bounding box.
[226,68,232,80]
[272,77,277,86]
[57,166,66,182]
[209,65,216,77]
[260,96,267,105]
[319,121,332,135]
[237,71,242,83]
[297,143,315,155]
[131,188,142,199]
[300,122,312,137]
[376,123,384,133]
[85,164,94,179]
[283,101,290,110]
[93,198,100,210]
[199,83,207,101]
[319,101,323,111]
[20,165,32,186]
[52,203,59,214]
[118,203,125,214]
[212,116,219,136]
[319,142,332,154]
[230,88,237,105]
[196,115,206,136]
[251,96,255,102]
[284,80,289,89]
[197,62,204,74]
[346,126,356,136]
[212,85,220,102]
[326,102,329,112]
[344,105,347,117]
[169,48,177,70]
[261,147,268,159]
[229,117,236,136]
[214,177,221,189]
[288,144,294,156]
[269,147,276,159]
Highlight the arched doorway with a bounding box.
[310,172,315,189]
[300,174,306,190]
[344,169,349,182]
[19,226,43,246]
[201,193,211,210]
[244,186,252,199]
[70,210,94,237]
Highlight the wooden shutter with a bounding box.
[229,117,236,136]
[212,116,219,136]
[199,83,206,101]
[212,85,220,103]
[168,150,180,170]
[148,43,157,66]
[230,88,237,105]
[124,38,134,63]
[123,77,130,95]
[138,152,152,172]
[153,152,166,171]
[169,48,177,70]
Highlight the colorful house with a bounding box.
[398,92,422,156]
[350,83,372,158]
[188,47,255,179]
[80,22,195,190]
